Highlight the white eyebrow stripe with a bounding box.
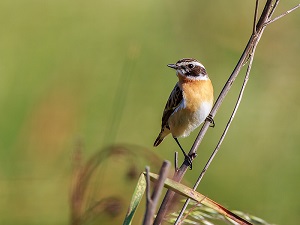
[177,61,205,69]
[192,61,205,68]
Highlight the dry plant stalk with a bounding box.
[143,161,171,225]
[154,1,300,224]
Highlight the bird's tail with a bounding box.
[153,134,164,147]
[153,129,169,147]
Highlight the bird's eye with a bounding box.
[188,64,194,69]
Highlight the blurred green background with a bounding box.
[0,0,300,224]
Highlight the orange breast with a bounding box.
[179,77,214,112]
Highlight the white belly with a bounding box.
[169,101,212,138]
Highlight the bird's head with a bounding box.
[167,58,208,80]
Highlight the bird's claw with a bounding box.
[185,153,197,170]
[206,114,215,128]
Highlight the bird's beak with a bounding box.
[167,64,178,69]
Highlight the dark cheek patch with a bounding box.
[188,66,207,77]
[200,67,207,75]
[189,67,200,77]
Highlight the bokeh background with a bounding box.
[0,0,300,224]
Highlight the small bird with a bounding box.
[154,58,214,169]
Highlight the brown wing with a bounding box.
[161,82,183,129]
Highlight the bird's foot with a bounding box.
[206,114,215,128]
[185,153,197,170]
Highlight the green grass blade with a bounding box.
[122,173,146,225]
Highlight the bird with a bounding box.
[153,58,214,169]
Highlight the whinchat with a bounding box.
[154,58,214,169]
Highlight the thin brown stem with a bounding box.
[174,152,178,172]
[143,161,171,225]
[145,166,151,207]
[268,0,280,19]
[264,3,300,26]
[253,0,260,34]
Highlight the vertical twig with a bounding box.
[174,152,178,172]
[143,161,171,225]
[145,166,151,210]
[253,0,260,34]
[255,0,273,32]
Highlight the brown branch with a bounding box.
[255,0,273,32]
[143,161,171,225]
[145,166,151,213]
[264,3,300,26]
[253,0,260,34]
[174,152,179,172]
[153,0,292,224]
